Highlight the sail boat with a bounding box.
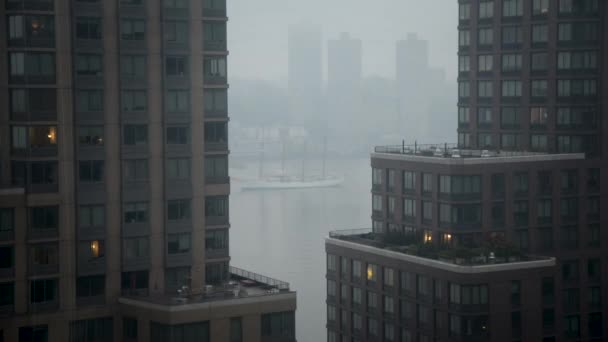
[241,136,344,190]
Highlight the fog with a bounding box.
[227,0,458,157]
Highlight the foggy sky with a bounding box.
[227,0,458,83]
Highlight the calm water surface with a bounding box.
[230,158,370,342]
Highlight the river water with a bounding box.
[230,157,371,342]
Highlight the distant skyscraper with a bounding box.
[396,33,432,139]
[288,26,323,130]
[326,33,363,145]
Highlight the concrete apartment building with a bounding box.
[0,0,296,341]
[327,0,606,341]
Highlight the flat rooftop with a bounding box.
[373,143,584,165]
[120,266,294,310]
[327,229,555,274]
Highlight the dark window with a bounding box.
[167,233,191,254]
[76,275,105,298]
[491,174,505,197]
[0,247,14,269]
[166,158,190,180]
[166,127,189,144]
[69,317,113,342]
[164,21,188,44]
[19,326,48,342]
[76,17,102,40]
[121,90,147,112]
[166,90,189,112]
[121,19,145,40]
[261,312,295,339]
[164,0,189,8]
[77,90,103,112]
[78,205,104,227]
[204,122,228,143]
[542,277,554,305]
[167,199,191,220]
[150,322,210,342]
[502,26,522,45]
[120,55,146,78]
[537,171,552,195]
[562,260,579,281]
[30,206,58,230]
[203,22,226,49]
[78,126,104,146]
[589,313,602,337]
[0,282,14,307]
[560,170,578,193]
[123,318,138,340]
[205,229,228,250]
[230,318,242,342]
[203,89,227,112]
[205,196,228,217]
[205,156,228,179]
[123,125,148,145]
[531,52,548,71]
[166,56,187,76]
[79,160,104,182]
[587,259,600,281]
[0,209,14,233]
[123,237,149,259]
[205,262,227,284]
[9,52,55,82]
[30,278,57,303]
[76,54,102,76]
[123,202,148,223]
[121,271,149,291]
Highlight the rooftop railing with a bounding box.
[374,142,556,158]
[230,266,290,291]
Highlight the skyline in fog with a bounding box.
[227,0,458,83]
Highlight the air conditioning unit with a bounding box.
[451,149,461,158]
[433,148,444,157]
[481,150,491,158]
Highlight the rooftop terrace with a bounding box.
[120,266,293,310]
[328,229,555,273]
[373,143,584,164]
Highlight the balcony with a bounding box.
[206,215,229,226]
[205,142,228,153]
[203,40,227,52]
[206,248,229,260]
[205,176,229,185]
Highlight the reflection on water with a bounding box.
[230,158,370,342]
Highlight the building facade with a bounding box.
[327,0,607,341]
[0,0,296,341]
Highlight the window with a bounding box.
[502,80,522,97]
[0,282,14,307]
[558,51,598,70]
[589,224,600,247]
[203,22,227,48]
[478,107,492,125]
[478,28,493,45]
[69,318,113,342]
[77,90,103,112]
[121,55,146,78]
[565,315,580,337]
[78,239,104,260]
[8,15,55,45]
[372,194,382,212]
[531,135,548,151]
[387,169,396,191]
[76,275,104,298]
[501,107,519,127]
[423,201,433,221]
[530,107,548,126]
[230,318,242,342]
[533,0,550,14]
[458,55,470,73]
[261,312,295,339]
[502,26,522,45]
[503,0,522,16]
[327,279,336,297]
[30,206,58,232]
[537,199,552,220]
[478,81,493,98]
[121,270,148,291]
[479,1,494,18]
[403,171,415,191]
[123,125,147,145]
[367,264,378,282]
[166,158,191,180]
[422,173,433,193]
[76,54,102,76]
[124,202,147,223]
[167,126,189,144]
[166,90,189,112]
[383,268,395,287]
[121,90,147,112]
[458,133,471,148]
[562,260,579,281]
[76,17,102,40]
[560,198,578,220]
[372,168,382,186]
[168,199,191,220]
[513,173,528,194]
[123,159,148,182]
[166,56,188,76]
[531,52,548,71]
[558,22,598,42]
[560,169,578,193]
[203,197,228,219]
[403,199,416,219]
[478,55,493,72]
[531,80,548,97]
[588,168,600,192]
[19,326,49,342]
[558,79,597,97]
[164,21,188,44]
[459,3,471,20]
[122,0,144,4]
[123,318,138,340]
[123,237,149,259]
[502,54,522,72]
[11,125,57,149]
[0,246,14,269]
[168,233,191,254]
[559,0,599,14]
[204,89,228,113]
[458,81,470,97]
[205,229,228,250]
[79,205,104,227]
[205,123,228,145]
[367,318,378,337]
[532,24,548,43]
[449,284,488,305]
[10,88,56,115]
[352,287,362,306]
[459,30,470,47]
[588,287,601,307]
[0,209,14,234]
[79,160,104,182]
[78,126,103,146]
[205,156,228,179]
[30,279,57,303]
[9,52,55,81]
[121,19,145,40]
[204,56,227,78]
